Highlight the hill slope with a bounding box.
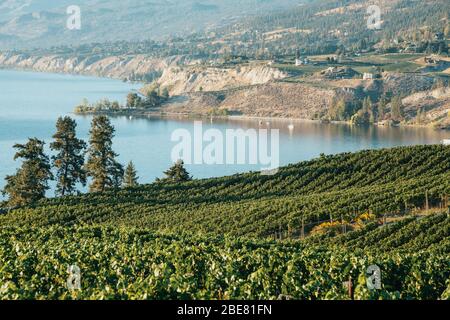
[0,145,449,300]
[0,0,304,48]
[1,145,449,238]
[0,213,448,299]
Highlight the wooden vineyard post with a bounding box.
[301,217,305,239]
[341,215,346,234]
[446,195,450,217]
[288,223,292,239]
[383,213,387,225]
[425,190,429,212]
[343,276,353,300]
[348,276,353,300]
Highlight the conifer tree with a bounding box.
[50,117,87,196]
[391,96,404,121]
[161,88,170,100]
[364,97,376,123]
[123,161,139,188]
[85,116,124,192]
[161,160,192,182]
[2,138,53,207]
[378,95,387,121]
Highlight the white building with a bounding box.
[363,73,374,80]
[295,57,310,66]
[442,139,450,146]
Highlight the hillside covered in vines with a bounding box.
[1,145,449,238]
[0,212,448,299]
[0,145,449,300]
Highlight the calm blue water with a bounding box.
[0,69,448,197]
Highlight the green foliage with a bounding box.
[2,145,449,238]
[0,146,448,300]
[161,88,170,99]
[329,98,348,121]
[2,138,53,207]
[0,213,448,300]
[75,90,169,114]
[160,160,192,183]
[74,98,121,114]
[50,117,87,196]
[391,96,404,121]
[123,161,139,188]
[126,93,142,109]
[208,108,229,117]
[351,97,375,125]
[378,95,387,121]
[85,116,124,192]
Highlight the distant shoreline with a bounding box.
[4,67,447,131]
[74,109,450,131]
[0,67,144,84]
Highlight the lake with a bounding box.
[0,69,448,197]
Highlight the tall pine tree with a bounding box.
[391,96,404,121]
[378,95,387,121]
[123,161,139,188]
[85,116,124,192]
[2,138,53,207]
[50,117,87,196]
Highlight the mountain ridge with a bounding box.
[0,0,305,49]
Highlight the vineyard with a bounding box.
[1,145,449,238]
[0,145,449,300]
[0,213,448,300]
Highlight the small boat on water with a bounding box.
[288,124,294,130]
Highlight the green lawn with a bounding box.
[382,61,421,72]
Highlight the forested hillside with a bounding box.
[0,0,303,49]
[2,0,448,56]
[216,0,449,57]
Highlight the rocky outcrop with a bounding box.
[402,86,450,127]
[382,72,435,95]
[156,64,288,95]
[0,52,193,79]
[162,81,339,119]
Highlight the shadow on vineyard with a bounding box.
[0,145,449,300]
